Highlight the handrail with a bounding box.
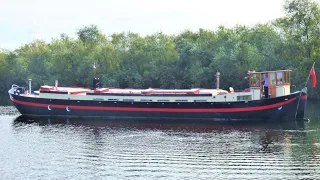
[11,84,19,89]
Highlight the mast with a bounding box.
[93,62,96,78]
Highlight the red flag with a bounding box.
[310,66,317,88]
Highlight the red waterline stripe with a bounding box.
[12,97,296,113]
[301,95,307,100]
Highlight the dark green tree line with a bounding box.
[1,0,320,105]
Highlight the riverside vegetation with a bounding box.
[1,0,320,105]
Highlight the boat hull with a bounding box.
[9,91,307,122]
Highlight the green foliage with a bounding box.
[274,0,320,97]
[1,0,320,104]
[76,25,105,45]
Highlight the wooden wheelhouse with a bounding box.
[249,70,291,98]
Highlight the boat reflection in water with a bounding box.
[13,115,308,154]
[13,115,306,133]
[11,114,318,179]
[16,116,312,159]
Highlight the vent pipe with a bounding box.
[28,79,32,94]
[55,80,58,90]
[216,72,220,89]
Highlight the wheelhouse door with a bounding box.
[268,72,276,98]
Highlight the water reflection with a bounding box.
[305,99,320,119]
[4,115,320,179]
[12,115,309,155]
[13,115,306,132]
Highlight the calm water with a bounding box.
[0,102,320,180]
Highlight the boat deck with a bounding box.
[39,86,230,96]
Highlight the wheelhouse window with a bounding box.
[283,71,290,85]
[276,72,283,85]
[250,74,260,87]
[270,73,276,85]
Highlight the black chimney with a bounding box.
[93,77,100,89]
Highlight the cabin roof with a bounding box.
[249,69,292,74]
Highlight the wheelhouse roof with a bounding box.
[249,70,292,74]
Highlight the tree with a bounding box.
[274,0,320,97]
[77,25,105,45]
[274,0,320,65]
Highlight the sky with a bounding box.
[0,0,288,50]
